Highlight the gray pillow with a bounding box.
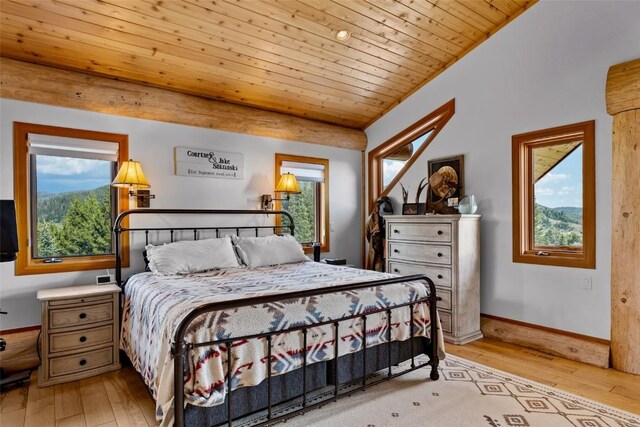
[145,236,240,275]
[233,234,309,268]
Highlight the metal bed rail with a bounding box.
[112,209,439,427]
[172,274,440,427]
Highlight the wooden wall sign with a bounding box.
[605,58,640,375]
[174,147,244,180]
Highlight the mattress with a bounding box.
[120,261,445,426]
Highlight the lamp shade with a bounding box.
[111,160,150,189]
[275,173,300,194]
[0,200,19,262]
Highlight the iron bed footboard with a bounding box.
[113,209,439,427]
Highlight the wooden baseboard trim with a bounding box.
[480,314,610,369]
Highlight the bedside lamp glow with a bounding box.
[111,160,155,207]
[262,172,300,210]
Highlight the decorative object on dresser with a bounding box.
[401,178,428,215]
[386,214,482,344]
[426,155,464,214]
[37,284,121,387]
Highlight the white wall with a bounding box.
[366,1,640,339]
[0,99,362,329]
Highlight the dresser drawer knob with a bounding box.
[79,336,87,343]
[437,253,443,257]
[393,229,399,234]
[79,359,87,366]
[393,268,399,273]
[393,249,399,253]
[437,274,443,279]
[437,230,443,235]
[79,312,87,319]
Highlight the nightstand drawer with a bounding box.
[387,262,452,288]
[50,325,113,354]
[49,346,113,378]
[49,302,113,329]
[389,222,451,242]
[439,311,452,333]
[49,294,113,307]
[388,242,451,265]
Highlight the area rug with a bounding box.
[260,354,640,427]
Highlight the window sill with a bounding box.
[15,255,129,276]
[513,251,594,269]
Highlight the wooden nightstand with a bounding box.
[37,284,121,387]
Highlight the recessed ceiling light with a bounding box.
[335,30,351,41]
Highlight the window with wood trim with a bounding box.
[368,99,455,211]
[512,121,595,269]
[275,153,329,253]
[13,122,130,275]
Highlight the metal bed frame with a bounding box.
[114,209,440,427]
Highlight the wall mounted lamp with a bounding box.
[111,159,156,208]
[262,172,300,210]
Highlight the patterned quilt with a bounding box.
[120,261,445,426]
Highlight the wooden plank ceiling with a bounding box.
[0,0,536,130]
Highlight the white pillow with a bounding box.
[233,234,309,268]
[145,236,240,275]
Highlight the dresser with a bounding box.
[37,284,121,387]
[385,214,482,345]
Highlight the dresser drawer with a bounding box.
[388,242,451,265]
[387,262,452,288]
[50,325,113,354]
[49,302,113,329]
[437,288,452,311]
[388,222,451,242]
[49,346,113,378]
[439,311,452,333]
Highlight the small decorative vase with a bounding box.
[458,195,477,214]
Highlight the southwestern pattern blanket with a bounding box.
[120,261,445,426]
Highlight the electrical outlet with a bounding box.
[579,276,593,290]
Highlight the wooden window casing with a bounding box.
[512,121,596,269]
[274,153,329,254]
[367,99,455,213]
[13,122,130,275]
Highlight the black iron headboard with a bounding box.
[112,209,295,287]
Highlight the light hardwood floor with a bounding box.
[1,338,638,426]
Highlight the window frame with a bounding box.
[274,153,329,254]
[368,99,455,212]
[13,122,130,275]
[512,120,596,269]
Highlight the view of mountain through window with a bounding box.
[533,143,583,248]
[34,155,115,258]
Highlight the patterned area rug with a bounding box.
[273,354,640,427]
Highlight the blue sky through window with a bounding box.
[534,145,582,208]
[36,155,112,194]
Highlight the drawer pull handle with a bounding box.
[79,336,87,343]
[79,359,87,366]
[437,253,443,257]
[393,268,399,273]
[393,229,399,234]
[393,249,399,253]
[437,230,443,235]
[437,274,443,279]
[79,313,87,319]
